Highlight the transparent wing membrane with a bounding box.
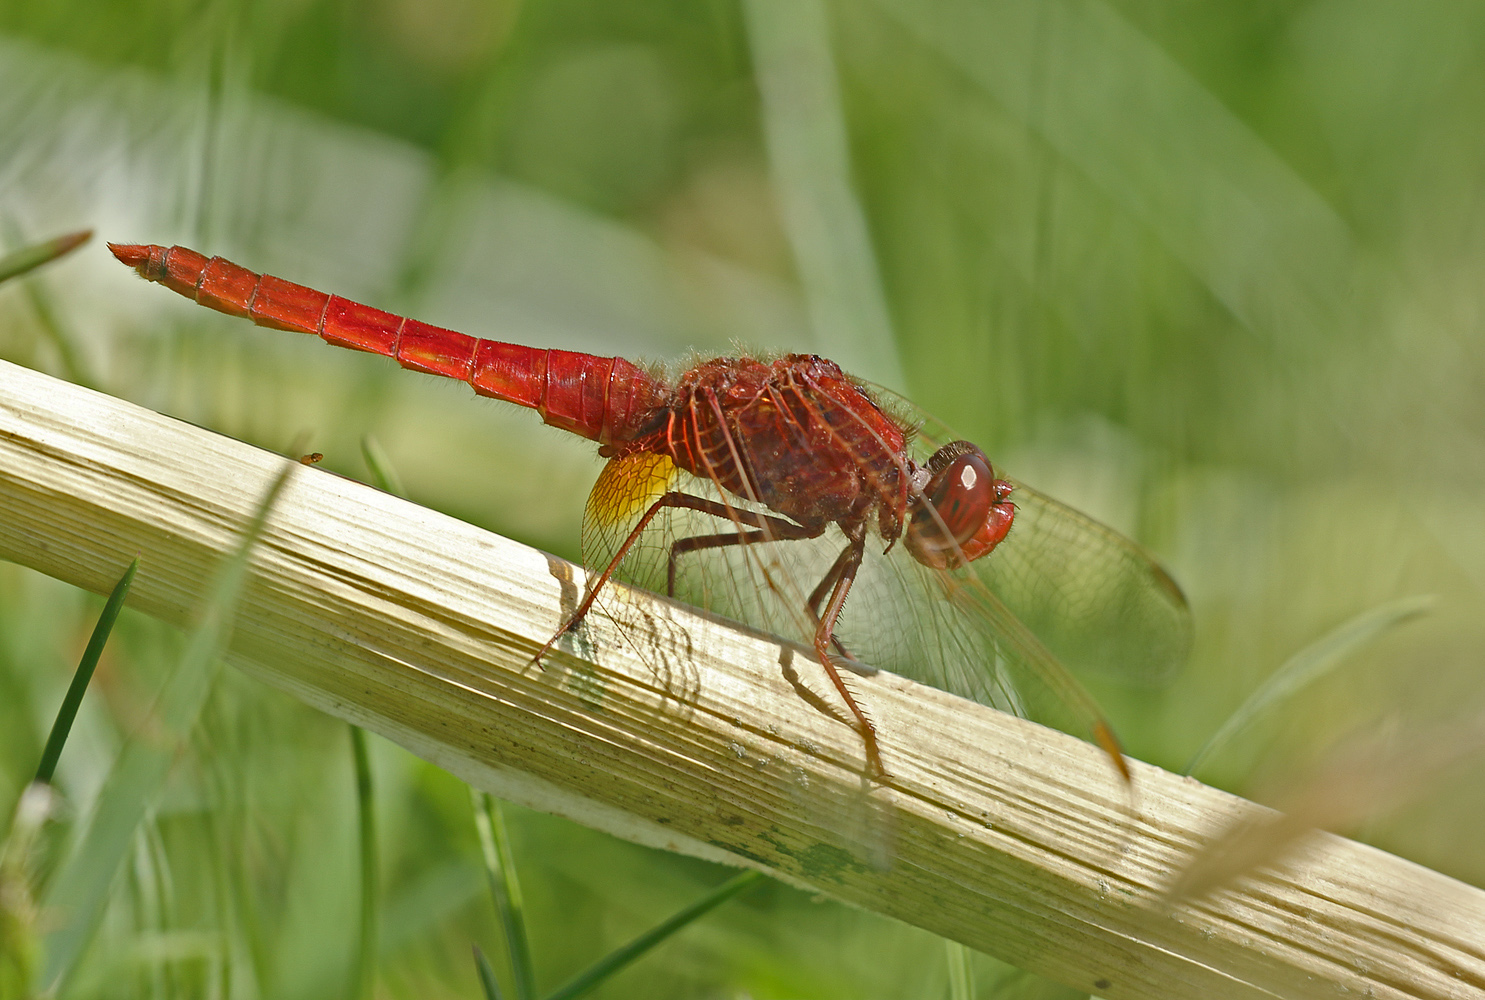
[585,458,833,663]
[981,481,1192,686]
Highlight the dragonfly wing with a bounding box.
[803,545,1128,776]
[935,568,1131,774]
[977,481,1192,686]
[855,380,1192,688]
[582,453,832,656]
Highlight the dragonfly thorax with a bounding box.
[651,354,913,539]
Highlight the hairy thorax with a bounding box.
[640,354,912,541]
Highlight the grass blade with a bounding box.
[945,940,973,1000]
[34,558,140,785]
[350,726,378,1000]
[1185,595,1436,777]
[542,870,763,1000]
[40,457,298,989]
[472,791,535,1000]
[0,223,96,386]
[1171,711,1485,902]
[0,229,91,286]
[474,945,506,1000]
[360,435,406,498]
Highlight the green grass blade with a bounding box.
[542,870,763,1000]
[34,557,139,786]
[1185,595,1436,778]
[474,945,507,1000]
[40,457,299,989]
[0,229,91,286]
[360,435,406,498]
[350,725,378,1000]
[741,0,902,386]
[945,939,973,1000]
[0,223,96,386]
[472,791,535,1000]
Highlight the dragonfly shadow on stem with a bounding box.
[541,554,585,650]
[536,549,898,827]
[595,590,703,713]
[777,645,854,732]
[540,553,708,717]
[776,643,898,868]
[606,577,885,767]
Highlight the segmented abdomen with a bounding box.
[109,243,669,446]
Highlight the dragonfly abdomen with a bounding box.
[110,244,670,446]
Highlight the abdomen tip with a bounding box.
[107,243,151,268]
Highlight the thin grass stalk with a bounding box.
[542,870,763,1000]
[34,558,139,785]
[945,940,974,1000]
[473,790,535,1000]
[350,725,378,1000]
[474,945,507,1000]
[360,435,406,499]
[0,228,90,285]
[0,220,95,386]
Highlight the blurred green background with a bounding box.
[2,0,1484,996]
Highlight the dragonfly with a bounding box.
[110,242,1191,780]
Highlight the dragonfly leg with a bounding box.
[804,545,867,666]
[809,530,884,778]
[535,491,811,664]
[664,504,822,597]
[657,498,860,657]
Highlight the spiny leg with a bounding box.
[804,543,865,665]
[660,496,824,597]
[535,491,741,663]
[809,530,883,777]
[664,506,857,659]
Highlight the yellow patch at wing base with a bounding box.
[585,452,680,529]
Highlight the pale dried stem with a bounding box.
[0,359,1481,1000]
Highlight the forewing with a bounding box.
[860,379,1192,687]
[814,540,1118,754]
[977,481,1191,686]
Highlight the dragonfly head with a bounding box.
[904,441,1015,570]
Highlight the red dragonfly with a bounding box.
[110,242,1191,780]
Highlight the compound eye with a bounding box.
[923,450,994,549]
[905,442,1010,569]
